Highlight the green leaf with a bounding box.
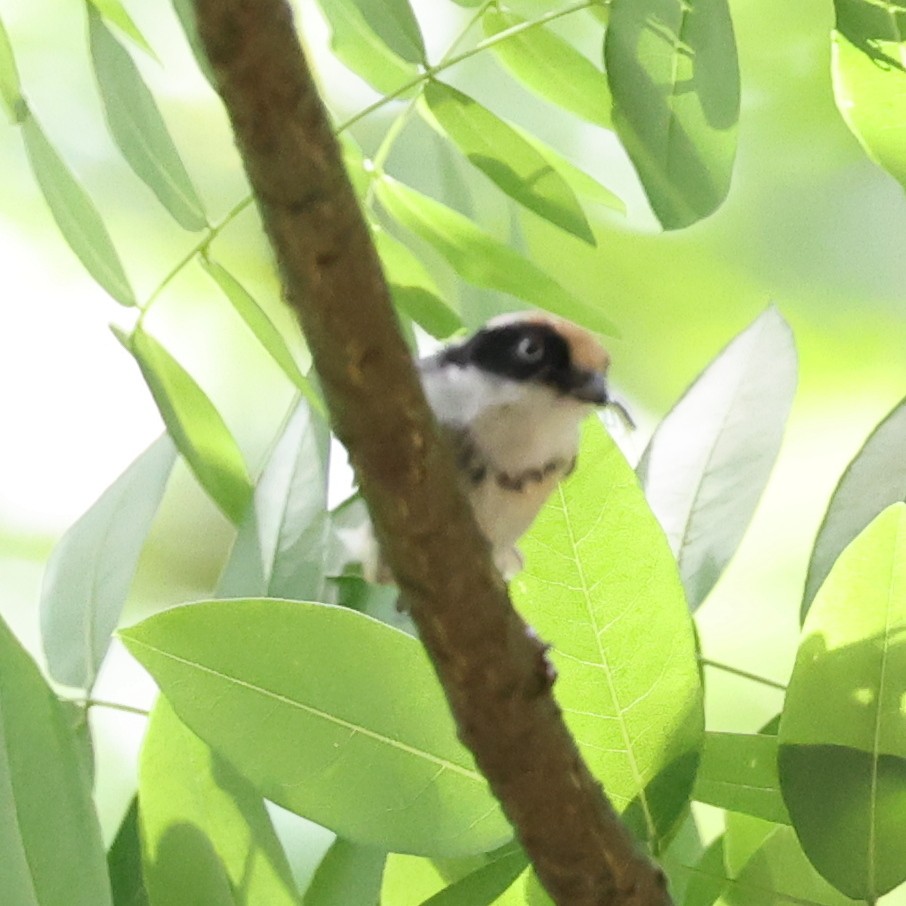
[803,394,906,620]
[40,435,175,690]
[419,849,529,905]
[130,326,253,525]
[0,14,24,123]
[86,0,157,59]
[513,125,626,213]
[482,9,613,129]
[120,599,511,857]
[680,835,727,906]
[717,825,859,906]
[637,309,797,610]
[88,8,206,230]
[421,81,595,244]
[107,798,150,906]
[0,615,112,906]
[375,175,618,336]
[21,116,135,305]
[218,398,332,601]
[314,0,419,94]
[140,696,300,905]
[372,227,462,339]
[693,733,789,824]
[832,0,906,191]
[170,0,217,88]
[303,839,386,906]
[779,503,906,900]
[200,256,323,412]
[59,701,95,787]
[605,0,740,228]
[512,418,703,848]
[348,0,426,64]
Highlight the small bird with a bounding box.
[413,310,627,579]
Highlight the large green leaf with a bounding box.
[832,0,906,191]
[200,256,322,411]
[218,398,332,601]
[375,176,617,336]
[87,0,156,58]
[512,418,703,848]
[605,0,740,228]
[107,798,150,906]
[88,8,206,231]
[419,848,528,905]
[130,325,253,525]
[802,394,906,620]
[0,615,112,906]
[482,9,613,129]
[421,81,594,244]
[40,435,175,690]
[120,599,511,857]
[693,733,789,824]
[637,309,797,611]
[302,839,386,906]
[347,0,425,64]
[779,503,906,900]
[140,697,300,905]
[0,13,24,123]
[21,116,135,305]
[314,0,418,94]
[372,227,462,339]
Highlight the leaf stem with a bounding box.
[62,696,151,717]
[699,657,787,692]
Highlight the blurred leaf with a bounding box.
[693,733,789,824]
[21,116,135,305]
[0,14,24,123]
[218,398,331,601]
[779,503,906,900]
[722,812,775,879]
[832,0,906,191]
[140,697,300,905]
[200,256,323,411]
[482,9,613,128]
[513,419,703,848]
[637,308,797,610]
[88,8,206,231]
[375,175,618,336]
[170,0,216,87]
[120,599,511,857]
[314,0,418,94]
[659,812,705,906]
[419,848,528,905]
[303,838,385,906]
[41,435,175,690]
[86,0,156,58]
[717,826,859,906]
[514,125,626,213]
[0,615,112,906]
[802,394,906,619]
[131,325,253,524]
[421,81,595,243]
[351,0,425,64]
[680,835,727,906]
[605,0,740,228]
[108,798,150,906]
[372,227,462,339]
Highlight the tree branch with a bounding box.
[190,2,671,903]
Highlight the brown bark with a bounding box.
[190,2,671,903]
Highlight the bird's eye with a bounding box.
[515,335,545,364]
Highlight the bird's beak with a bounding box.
[569,370,609,405]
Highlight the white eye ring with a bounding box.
[516,335,545,363]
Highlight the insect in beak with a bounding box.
[606,396,636,431]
